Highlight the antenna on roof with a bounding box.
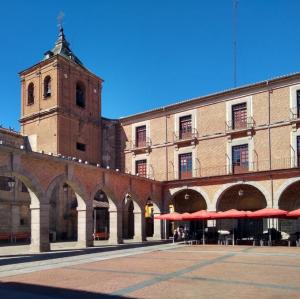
[57,11,65,31]
[233,0,238,87]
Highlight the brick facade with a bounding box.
[1,29,300,251]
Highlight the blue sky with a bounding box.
[1,0,300,130]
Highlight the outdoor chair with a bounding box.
[225,234,234,245]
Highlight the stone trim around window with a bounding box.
[173,145,197,180]
[226,136,254,174]
[226,96,253,125]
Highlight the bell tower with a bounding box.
[19,28,103,164]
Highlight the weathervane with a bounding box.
[57,11,65,31]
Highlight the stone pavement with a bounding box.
[0,243,300,298]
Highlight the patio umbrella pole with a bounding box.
[232,219,235,246]
[202,219,205,245]
[268,218,271,246]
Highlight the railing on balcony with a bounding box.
[173,128,198,143]
[159,157,297,181]
[290,106,300,121]
[128,137,152,151]
[225,116,255,132]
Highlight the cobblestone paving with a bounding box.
[0,244,300,298]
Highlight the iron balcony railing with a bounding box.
[152,157,296,180]
[225,116,255,132]
[128,137,152,151]
[173,128,198,143]
[290,106,300,120]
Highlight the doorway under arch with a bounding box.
[170,189,208,237]
[93,190,109,240]
[216,184,267,239]
[122,194,144,241]
[49,182,78,242]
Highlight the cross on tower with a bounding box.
[57,11,65,31]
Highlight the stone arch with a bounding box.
[0,169,45,206]
[144,197,162,239]
[213,182,269,240]
[275,177,300,209]
[168,186,210,211]
[90,183,118,211]
[212,181,271,211]
[121,190,143,213]
[0,169,49,252]
[46,174,88,210]
[90,183,121,243]
[45,173,92,247]
[143,189,162,214]
[121,190,145,241]
[167,186,209,213]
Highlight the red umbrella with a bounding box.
[213,209,247,219]
[186,210,215,220]
[287,209,300,218]
[154,212,183,221]
[247,208,287,219]
[180,212,192,220]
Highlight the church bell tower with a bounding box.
[19,27,103,164]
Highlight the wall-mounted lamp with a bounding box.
[63,184,68,192]
[238,189,244,197]
[8,178,16,190]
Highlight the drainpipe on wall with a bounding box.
[267,81,274,210]
[165,113,169,181]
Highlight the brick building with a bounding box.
[0,28,300,251]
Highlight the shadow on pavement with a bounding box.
[0,240,170,267]
[0,281,136,299]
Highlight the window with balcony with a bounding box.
[136,159,147,177]
[297,90,300,118]
[232,103,247,130]
[297,136,300,167]
[179,153,192,179]
[136,125,146,148]
[179,115,192,139]
[232,144,248,174]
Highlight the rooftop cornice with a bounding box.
[119,72,300,123]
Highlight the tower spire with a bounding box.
[43,13,83,66]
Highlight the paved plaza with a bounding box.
[0,243,300,298]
